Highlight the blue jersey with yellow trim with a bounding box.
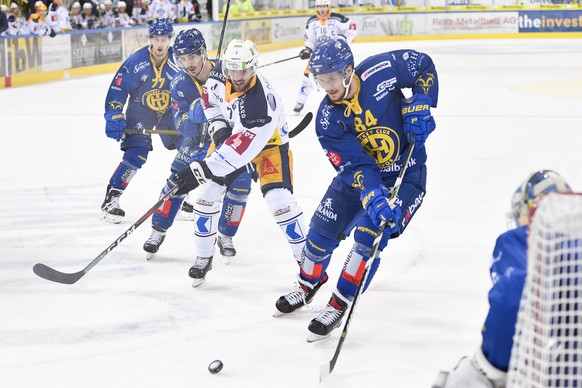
[105,45,180,131]
[315,49,438,191]
[170,65,210,139]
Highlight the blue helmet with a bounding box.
[309,38,354,76]
[149,18,173,36]
[173,28,207,56]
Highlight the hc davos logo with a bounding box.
[142,89,171,112]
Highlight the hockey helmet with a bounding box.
[71,2,81,8]
[173,28,207,57]
[315,0,331,7]
[10,3,19,10]
[1,4,8,12]
[222,39,259,74]
[149,18,173,36]
[511,170,572,226]
[36,2,47,11]
[117,1,127,8]
[82,2,92,9]
[309,38,354,76]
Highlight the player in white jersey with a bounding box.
[171,39,308,287]
[293,0,357,114]
[150,0,173,20]
[47,0,71,31]
[5,3,26,35]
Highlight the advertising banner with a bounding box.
[272,18,304,43]
[0,40,6,78]
[42,35,72,72]
[242,20,272,45]
[71,30,122,68]
[5,37,42,75]
[427,12,519,34]
[518,10,582,32]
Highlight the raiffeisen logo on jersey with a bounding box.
[361,60,391,81]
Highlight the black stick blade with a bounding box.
[289,112,313,138]
[33,263,84,285]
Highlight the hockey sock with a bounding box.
[192,181,225,258]
[218,190,248,237]
[299,230,339,285]
[152,178,187,231]
[109,147,148,190]
[295,74,312,106]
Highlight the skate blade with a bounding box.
[221,256,231,265]
[177,211,195,221]
[191,278,206,288]
[145,252,155,261]
[306,332,331,343]
[100,211,123,224]
[272,306,310,318]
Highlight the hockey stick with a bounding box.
[258,55,301,69]
[289,111,312,138]
[124,128,180,135]
[32,185,180,285]
[320,139,416,381]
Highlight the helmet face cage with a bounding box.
[149,18,173,37]
[221,39,259,79]
[511,170,572,225]
[173,28,207,69]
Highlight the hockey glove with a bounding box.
[401,94,435,147]
[360,185,402,231]
[208,119,231,146]
[188,98,206,125]
[299,47,313,60]
[171,161,213,196]
[104,111,126,141]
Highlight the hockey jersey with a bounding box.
[202,62,289,178]
[304,12,357,51]
[314,49,438,191]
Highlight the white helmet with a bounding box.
[104,0,113,5]
[315,0,331,6]
[82,2,92,9]
[511,170,572,226]
[72,1,81,8]
[222,39,259,73]
[117,1,126,8]
[0,4,8,12]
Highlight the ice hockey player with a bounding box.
[142,28,252,261]
[101,18,179,224]
[275,38,438,342]
[170,39,308,287]
[432,170,573,388]
[293,0,357,114]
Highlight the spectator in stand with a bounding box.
[5,3,26,35]
[175,0,199,23]
[80,1,99,28]
[22,2,56,36]
[150,0,172,21]
[101,0,116,28]
[124,0,134,19]
[0,5,8,35]
[69,2,83,29]
[115,1,136,26]
[136,0,152,25]
[222,0,254,14]
[48,0,72,32]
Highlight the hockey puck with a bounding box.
[208,360,223,374]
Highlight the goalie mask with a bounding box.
[511,170,572,226]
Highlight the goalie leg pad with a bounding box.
[192,181,225,258]
[265,188,307,263]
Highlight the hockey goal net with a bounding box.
[507,192,582,388]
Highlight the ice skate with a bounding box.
[217,234,236,263]
[306,292,349,343]
[178,200,195,221]
[100,185,125,224]
[143,227,166,260]
[189,256,213,287]
[293,102,304,114]
[274,272,328,316]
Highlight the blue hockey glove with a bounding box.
[104,111,126,141]
[360,185,402,231]
[299,47,312,60]
[188,98,206,125]
[170,161,213,196]
[401,94,435,147]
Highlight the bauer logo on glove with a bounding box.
[401,94,436,148]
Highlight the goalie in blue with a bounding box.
[101,18,180,224]
[432,170,573,388]
[275,38,439,342]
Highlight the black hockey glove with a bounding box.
[171,161,213,196]
[299,47,313,60]
[208,119,231,147]
[49,28,57,38]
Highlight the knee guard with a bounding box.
[192,181,226,258]
[300,230,339,285]
[109,147,148,191]
[152,178,187,231]
[264,188,307,263]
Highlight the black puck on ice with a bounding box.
[208,359,223,374]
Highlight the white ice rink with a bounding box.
[1,37,582,388]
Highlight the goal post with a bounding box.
[507,192,582,388]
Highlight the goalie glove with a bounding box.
[401,94,436,147]
[171,161,213,196]
[208,119,231,146]
[360,185,402,231]
[299,47,312,60]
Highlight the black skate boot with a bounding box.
[293,102,304,114]
[179,200,195,221]
[275,272,328,315]
[143,226,166,260]
[189,256,213,287]
[217,234,236,259]
[100,185,125,224]
[307,292,349,343]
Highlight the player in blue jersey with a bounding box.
[433,170,573,388]
[101,18,180,224]
[275,38,439,342]
[142,28,252,261]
